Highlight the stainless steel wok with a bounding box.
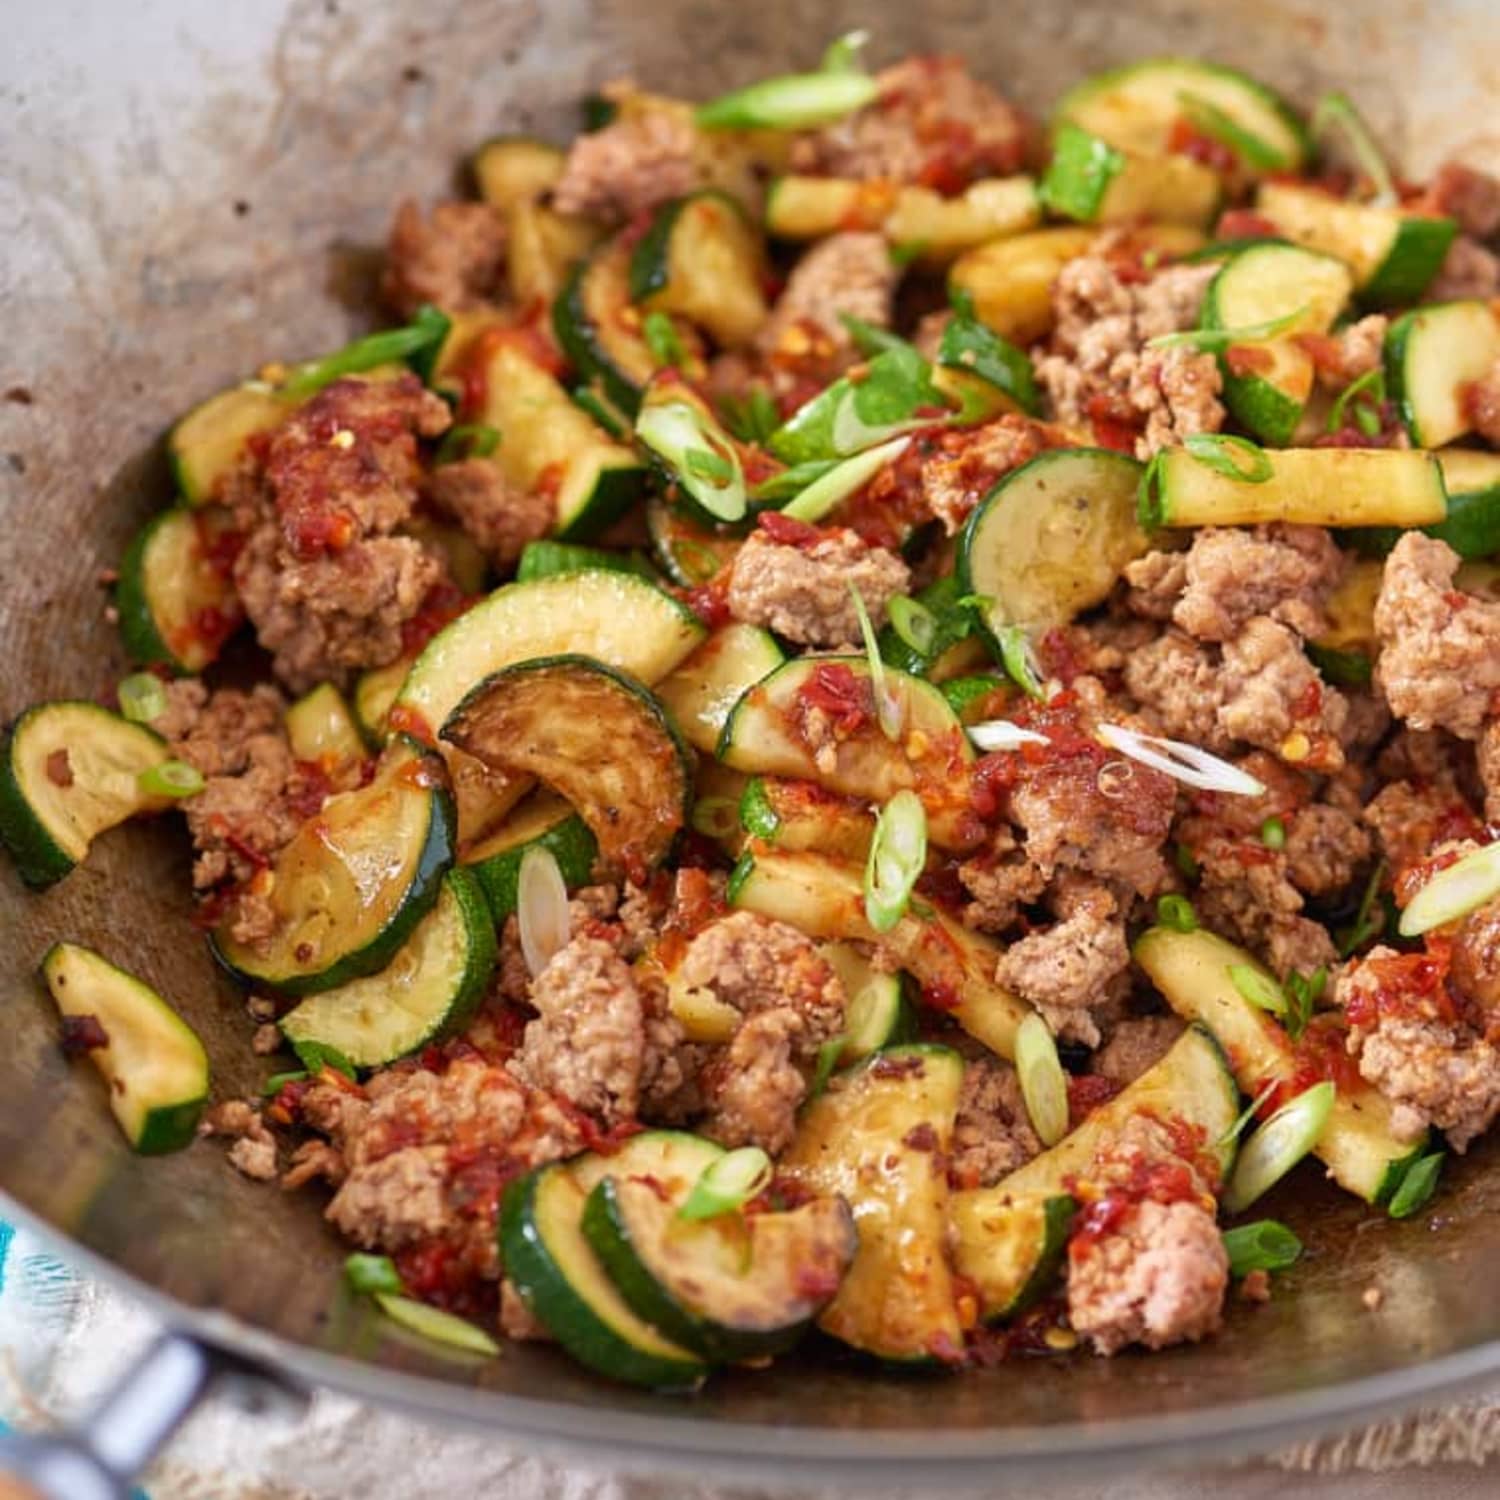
[3,0,1500,1491]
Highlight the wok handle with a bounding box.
[0,1331,302,1500]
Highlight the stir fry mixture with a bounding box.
[9,39,1500,1383]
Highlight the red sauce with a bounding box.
[1066,1146,1203,1258]
[458,321,567,416]
[1167,116,1238,175]
[796,661,874,736]
[1215,208,1280,240]
[386,703,435,745]
[1261,1014,1363,1113]
[1066,1073,1122,1128]
[1085,392,1142,454]
[1342,942,1458,1029]
[684,573,732,629]
[922,978,961,1013]
[757,511,826,549]
[1038,627,1086,687]
[1292,677,1324,720]
[965,1298,1067,1365]
[1225,344,1276,378]
[286,759,333,822]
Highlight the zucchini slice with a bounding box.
[352,657,413,747]
[168,382,286,506]
[278,868,496,1069]
[738,777,877,864]
[630,191,769,349]
[951,1024,1238,1320]
[1040,124,1220,228]
[471,136,566,209]
[582,1179,856,1362]
[500,1132,718,1388]
[285,683,366,768]
[1385,300,1500,449]
[654,624,784,756]
[717,656,977,851]
[958,447,1148,642]
[515,540,653,583]
[1055,57,1309,174]
[506,197,604,310]
[473,341,647,541]
[115,506,244,674]
[1308,557,1382,681]
[443,655,693,875]
[553,235,666,416]
[646,495,742,586]
[730,847,1030,1062]
[765,175,1041,264]
[1142,446,1447,529]
[1256,182,1457,308]
[1203,242,1353,445]
[212,739,455,995]
[0,703,170,889]
[395,570,705,744]
[41,943,209,1154]
[459,788,599,921]
[820,941,915,1063]
[1134,926,1426,1204]
[948,224,1205,347]
[782,1045,966,1363]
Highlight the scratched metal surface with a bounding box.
[1,0,1499,1484]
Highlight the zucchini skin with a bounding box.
[114,511,183,672]
[466,807,599,922]
[1362,217,1458,309]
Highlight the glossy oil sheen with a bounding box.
[2,0,1500,1483]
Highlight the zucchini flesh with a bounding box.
[820,942,914,1062]
[951,1024,1238,1319]
[352,657,413,747]
[737,777,876,863]
[278,868,496,1069]
[948,224,1205,347]
[1134,926,1426,1204]
[0,703,169,889]
[115,506,244,674]
[1040,124,1220,228]
[1144,447,1447,529]
[1385,300,1500,449]
[395,570,705,743]
[1256,182,1456,307]
[41,943,209,1154]
[654,624,784,756]
[212,740,455,995]
[169,383,286,505]
[474,341,647,541]
[766,175,1041,264]
[500,1132,717,1388]
[471,136,566,209]
[442,655,692,875]
[285,684,366,767]
[1203,243,1353,445]
[553,235,666,416]
[646,495,742,587]
[506,197,603,310]
[782,1045,965,1362]
[459,789,599,921]
[716,655,977,851]
[582,1179,856,1362]
[1055,57,1309,173]
[730,847,1030,1061]
[402,516,489,596]
[958,447,1148,638]
[630,191,769,349]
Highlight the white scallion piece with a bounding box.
[1096,723,1267,796]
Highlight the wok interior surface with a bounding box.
[4,0,1500,1474]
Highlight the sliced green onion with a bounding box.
[1337,860,1388,957]
[138,759,205,799]
[1138,450,1168,529]
[850,584,904,741]
[261,1069,308,1096]
[809,1033,850,1100]
[1148,304,1309,353]
[1260,816,1287,850]
[1156,893,1199,933]
[690,796,740,840]
[1354,402,1382,439]
[781,435,910,523]
[636,399,747,524]
[642,310,686,369]
[289,1039,357,1079]
[1388,1151,1444,1219]
[1177,91,1288,172]
[1223,1080,1335,1214]
[996,624,1047,701]
[938,297,1040,416]
[967,718,1048,753]
[685,446,735,483]
[750,460,839,502]
[1399,841,1500,937]
[572,385,629,440]
[697,71,879,131]
[1221,1219,1303,1278]
[1327,367,1385,436]
[517,845,570,978]
[1217,1079,1279,1150]
[887,595,938,655]
[1229,962,1287,1018]
[345,1252,405,1296]
[863,789,927,934]
[724,848,757,906]
[1175,842,1201,881]
[1015,1013,1069,1147]
[117,672,167,724]
[670,537,724,584]
[888,240,929,268]
[839,314,915,359]
[435,422,501,465]
[1183,433,1274,483]
[280,304,450,400]
[679,1146,773,1220]
[1095,723,1268,795]
[1283,967,1326,1041]
[819,28,870,73]
[1310,92,1397,207]
[830,388,931,455]
[725,386,782,444]
[374,1293,500,1356]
